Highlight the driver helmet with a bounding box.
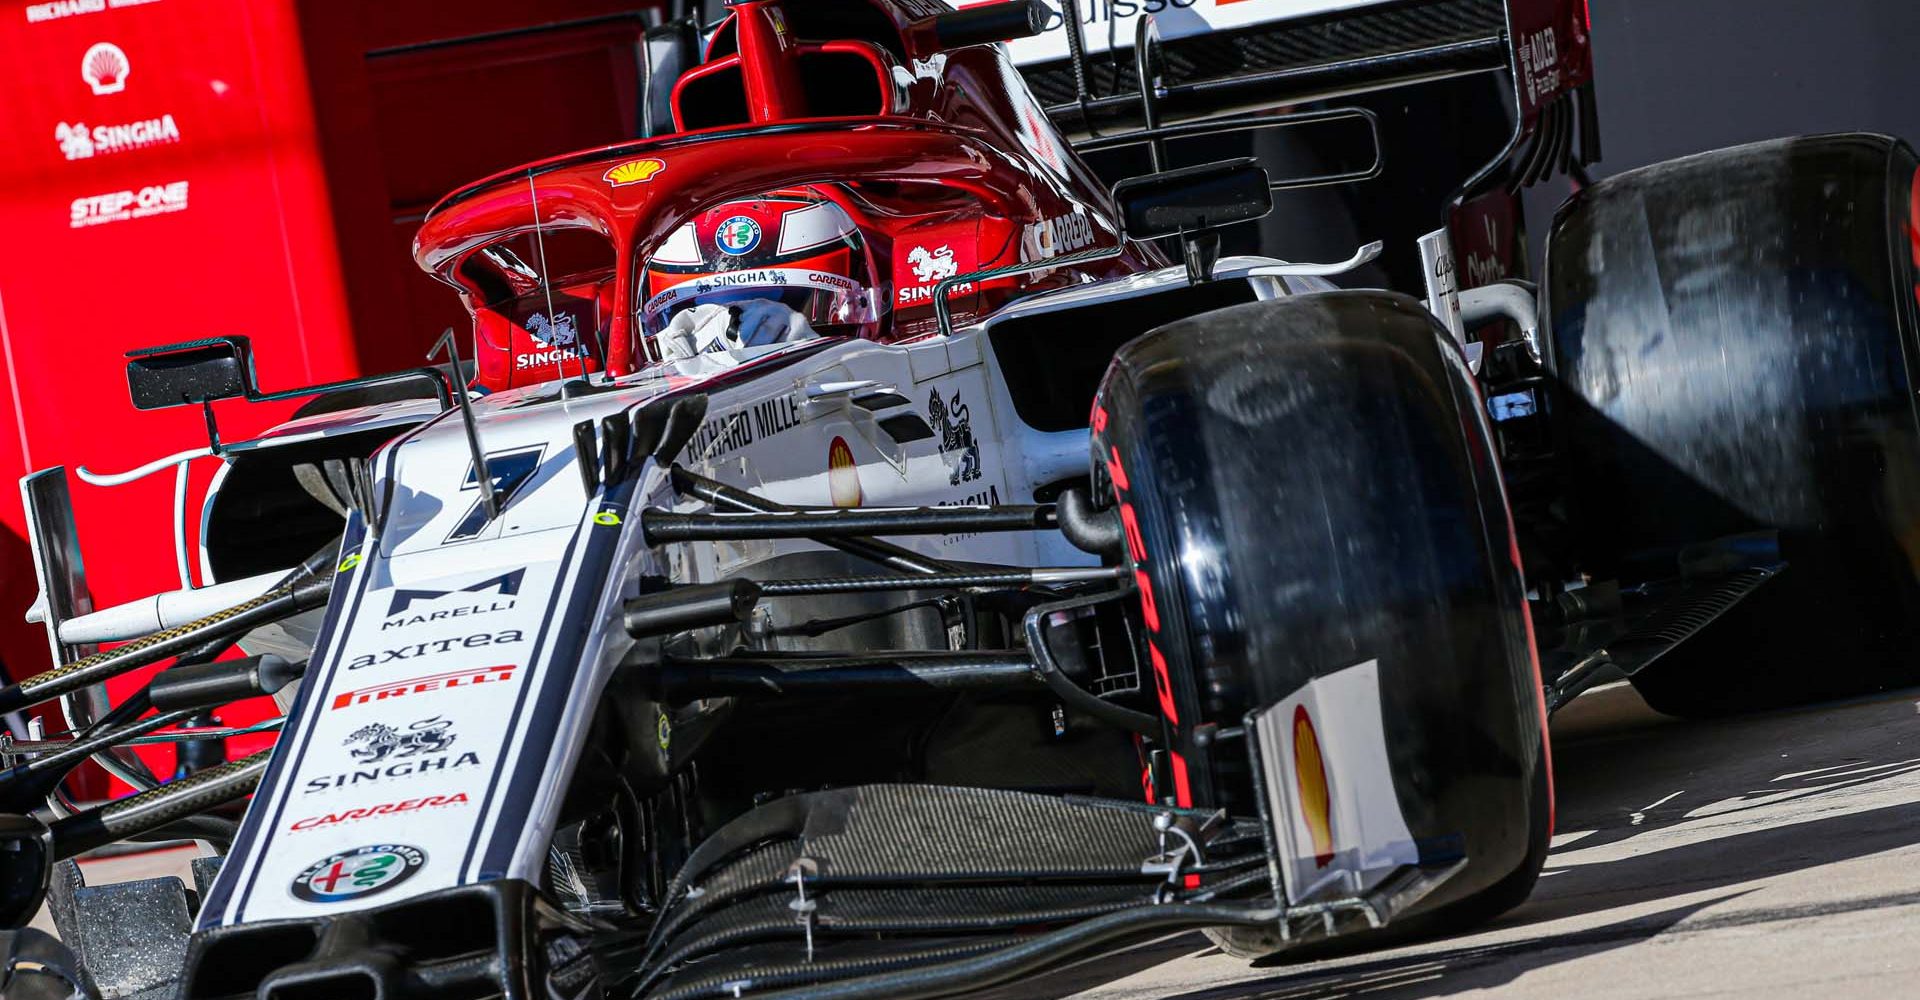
[641,187,884,356]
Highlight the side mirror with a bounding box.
[124,336,258,411]
[1111,158,1274,241]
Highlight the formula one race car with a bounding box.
[7,1,1920,998]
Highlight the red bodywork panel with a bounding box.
[416,0,1159,391]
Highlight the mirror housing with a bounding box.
[124,336,257,411]
[1111,158,1274,241]
[928,0,1045,51]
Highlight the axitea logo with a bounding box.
[70,181,187,228]
[55,115,180,160]
[346,629,523,670]
[330,665,515,711]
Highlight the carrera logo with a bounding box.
[289,794,467,833]
[384,568,525,623]
[331,665,516,710]
[346,629,523,670]
[604,158,665,186]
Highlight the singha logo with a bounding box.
[344,717,456,764]
[907,244,959,285]
[524,310,579,347]
[927,388,982,486]
[55,122,94,160]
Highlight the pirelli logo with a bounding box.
[330,665,516,711]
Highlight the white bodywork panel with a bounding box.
[1252,659,1420,905]
[195,260,1306,927]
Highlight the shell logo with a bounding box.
[1292,705,1335,867]
[828,437,863,507]
[82,42,129,96]
[603,158,666,187]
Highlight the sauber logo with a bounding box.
[330,665,516,710]
[384,568,525,622]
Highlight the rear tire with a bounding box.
[1094,291,1552,958]
[1548,134,1920,717]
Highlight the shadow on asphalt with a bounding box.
[1160,895,1738,1000]
[1003,684,1920,998]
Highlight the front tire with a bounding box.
[1093,291,1552,958]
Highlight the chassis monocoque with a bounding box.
[7,2,1920,999]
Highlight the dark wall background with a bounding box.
[1526,0,1920,257]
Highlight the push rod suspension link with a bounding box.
[49,749,270,860]
[643,505,1057,545]
[670,465,955,575]
[755,566,1126,596]
[645,651,1039,701]
[0,549,334,715]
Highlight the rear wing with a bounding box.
[1001,0,1597,205]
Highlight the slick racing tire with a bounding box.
[1548,134,1920,717]
[1093,291,1551,959]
